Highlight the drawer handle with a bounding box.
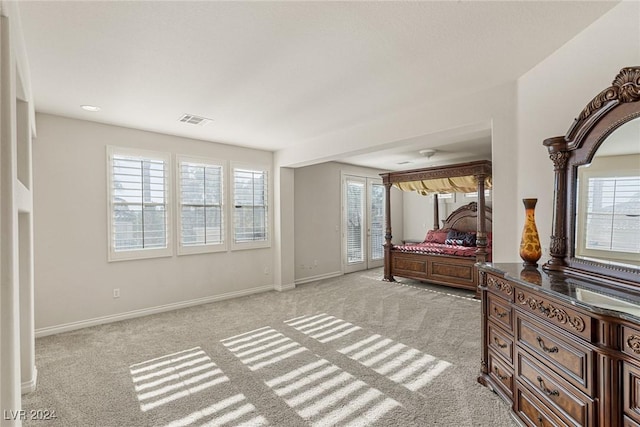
[493,366,509,381]
[493,307,508,318]
[628,335,640,354]
[536,336,559,354]
[537,414,545,427]
[536,376,559,397]
[493,337,508,349]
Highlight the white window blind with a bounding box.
[584,176,640,254]
[179,160,224,250]
[370,183,385,261]
[346,180,364,264]
[233,168,268,243]
[110,152,169,256]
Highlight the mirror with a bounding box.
[575,117,640,269]
[543,66,640,286]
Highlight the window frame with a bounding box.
[576,167,640,264]
[176,156,227,255]
[230,162,271,251]
[106,146,173,262]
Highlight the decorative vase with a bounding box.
[519,198,542,267]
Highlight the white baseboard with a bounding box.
[295,271,343,285]
[274,283,296,292]
[21,367,37,394]
[35,285,274,338]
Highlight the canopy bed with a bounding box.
[380,160,492,294]
[478,66,640,427]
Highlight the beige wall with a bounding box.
[294,162,403,283]
[516,2,640,260]
[33,114,274,332]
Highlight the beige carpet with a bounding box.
[21,269,517,426]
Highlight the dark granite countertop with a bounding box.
[478,262,640,323]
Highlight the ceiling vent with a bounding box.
[178,114,212,126]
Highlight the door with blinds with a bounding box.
[343,175,385,273]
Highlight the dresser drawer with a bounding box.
[516,312,593,395]
[623,361,640,424]
[517,351,594,426]
[488,292,513,332]
[486,273,515,302]
[516,384,570,427]
[515,289,592,341]
[488,350,514,399]
[489,320,514,364]
[623,326,640,362]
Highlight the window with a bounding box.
[465,190,492,198]
[232,166,269,248]
[177,157,225,254]
[108,147,172,261]
[581,175,640,256]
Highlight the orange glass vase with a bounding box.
[519,198,542,267]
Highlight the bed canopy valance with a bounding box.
[393,175,492,195]
[380,160,492,285]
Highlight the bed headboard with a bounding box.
[441,202,492,233]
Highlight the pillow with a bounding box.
[424,229,450,244]
[445,230,477,247]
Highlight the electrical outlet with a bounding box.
[113,288,120,299]
[314,260,318,266]
[264,266,270,275]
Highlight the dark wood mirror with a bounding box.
[543,66,640,288]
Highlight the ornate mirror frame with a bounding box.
[543,66,640,287]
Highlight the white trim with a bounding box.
[274,282,296,292]
[176,155,227,255]
[295,270,343,285]
[576,164,640,263]
[35,284,274,338]
[106,146,174,262]
[21,367,37,394]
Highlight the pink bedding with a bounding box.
[393,241,491,259]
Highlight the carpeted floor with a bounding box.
[21,269,517,427]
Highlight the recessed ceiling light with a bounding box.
[419,149,437,159]
[80,105,101,112]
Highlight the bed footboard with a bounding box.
[389,250,479,296]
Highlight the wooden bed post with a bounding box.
[475,173,488,263]
[433,193,439,230]
[382,179,395,281]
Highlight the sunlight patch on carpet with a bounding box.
[221,327,308,371]
[284,314,452,394]
[338,332,452,393]
[221,329,403,425]
[130,347,267,426]
[284,313,361,343]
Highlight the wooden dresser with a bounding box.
[478,263,640,427]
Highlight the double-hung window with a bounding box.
[232,165,270,249]
[107,147,172,261]
[177,157,225,254]
[578,174,640,263]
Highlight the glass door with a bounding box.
[343,175,385,273]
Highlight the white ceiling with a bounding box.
[17,1,616,169]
